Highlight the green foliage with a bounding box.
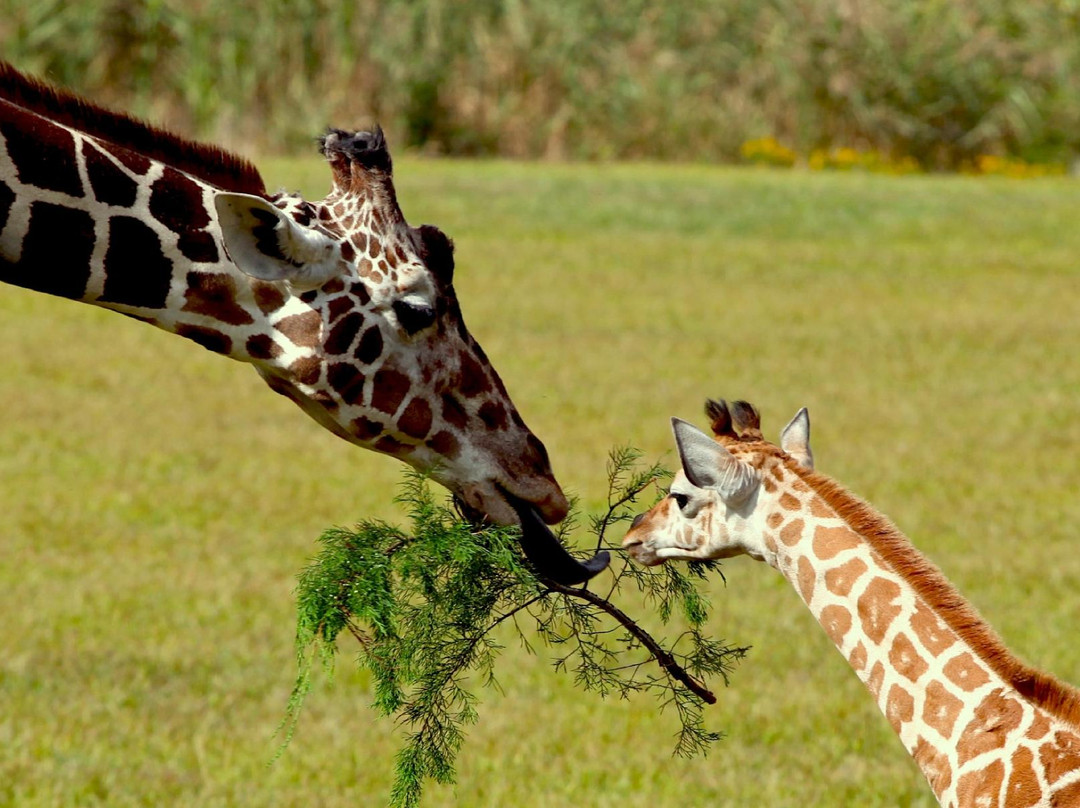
[2,0,1079,165]
[283,451,746,808]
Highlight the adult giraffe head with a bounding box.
[1,63,606,583]
[214,128,571,530]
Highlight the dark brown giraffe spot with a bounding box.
[325,312,365,354]
[375,435,413,455]
[813,525,861,560]
[922,680,964,739]
[955,760,1005,808]
[101,216,172,309]
[1026,713,1052,741]
[150,167,211,232]
[913,737,952,795]
[328,363,365,404]
[819,604,851,647]
[399,397,433,440]
[943,652,990,693]
[910,601,956,657]
[299,289,318,304]
[275,310,322,348]
[349,281,371,306]
[796,555,816,603]
[1040,730,1080,785]
[0,179,12,234]
[354,232,368,254]
[457,352,491,397]
[1004,746,1042,808]
[4,202,94,299]
[825,557,868,597]
[780,517,804,547]
[245,334,281,360]
[354,326,383,364]
[441,394,469,430]
[857,576,902,644]
[176,324,232,355]
[289,356,321,386]
[328,296,354,322]
[370,237,381,258]
[322,277,345,295]
[477,400,508,430]
[252,282,287,315]
[427,430,460,460]
[371,368,410,415]
[352,417,382,441]
[83,140,137,207]
[183,272,254,325]
[0,106,84,197]
[885,683,914,734]
[98,141,150,175]
[888,632,928,683]
[957,688,1025,765]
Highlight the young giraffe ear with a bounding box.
[215,193,342,291]
[780,407,814,470]
[671,418,758,506]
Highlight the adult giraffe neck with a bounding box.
[764,462,1080,806]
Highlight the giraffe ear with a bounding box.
[215,193,342,291]
[780,407,814,470]
[671,417,758,505]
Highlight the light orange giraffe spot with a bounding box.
[1051,777,1080,806]
[1039,730,1080,785]
[825,557,868,598]
[955,759,1005,808]
[780,518,804,547]
[1003,746,1042,808]
[1025,712,1051,741]
[943,652,991,693]
[813,524,861,561]
[889,632,929,684]
[797,556,816,604]
[766,511,784,530]
[819,605,852,648]
[910,601,956,657]
[867,661,885,699]
[762,476,778,493]
[914,736,953,795]
[848,641,867,673]
[809,497,833,519]
[779,492,800,511]
[923,680,964,739]
[957,688,1025,766]
[857,576,902,644]
[886,683,915,734]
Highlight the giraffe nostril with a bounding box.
[631,512,646,529]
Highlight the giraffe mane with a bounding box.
[787,459,1080,732]
[0,61,265,195]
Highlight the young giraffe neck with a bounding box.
[760,462,1080,807]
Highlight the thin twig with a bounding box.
[539,578,717,705]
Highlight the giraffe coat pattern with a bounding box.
[0,61,572,538]
[623,400,1080,807]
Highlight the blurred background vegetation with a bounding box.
[2,0,1080,170]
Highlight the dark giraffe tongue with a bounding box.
[507,497,611,586]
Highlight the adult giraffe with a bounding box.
[0,61,606,584]
[623,399,1080,806]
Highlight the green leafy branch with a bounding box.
[280,448,749,808]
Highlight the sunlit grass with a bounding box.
[1,160,1078,807]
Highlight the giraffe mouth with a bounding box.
[457,491,611,586]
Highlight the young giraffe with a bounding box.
[0,61,605,583]
[623,399,1080,807]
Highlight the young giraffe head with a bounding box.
[623,399,813,565]
[208,127,570,530]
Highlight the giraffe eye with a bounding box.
[393,299,437,335]
[670,492,690,511]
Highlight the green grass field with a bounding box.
[1,159,1078,807]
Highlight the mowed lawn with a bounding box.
[1,158,1078,807]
